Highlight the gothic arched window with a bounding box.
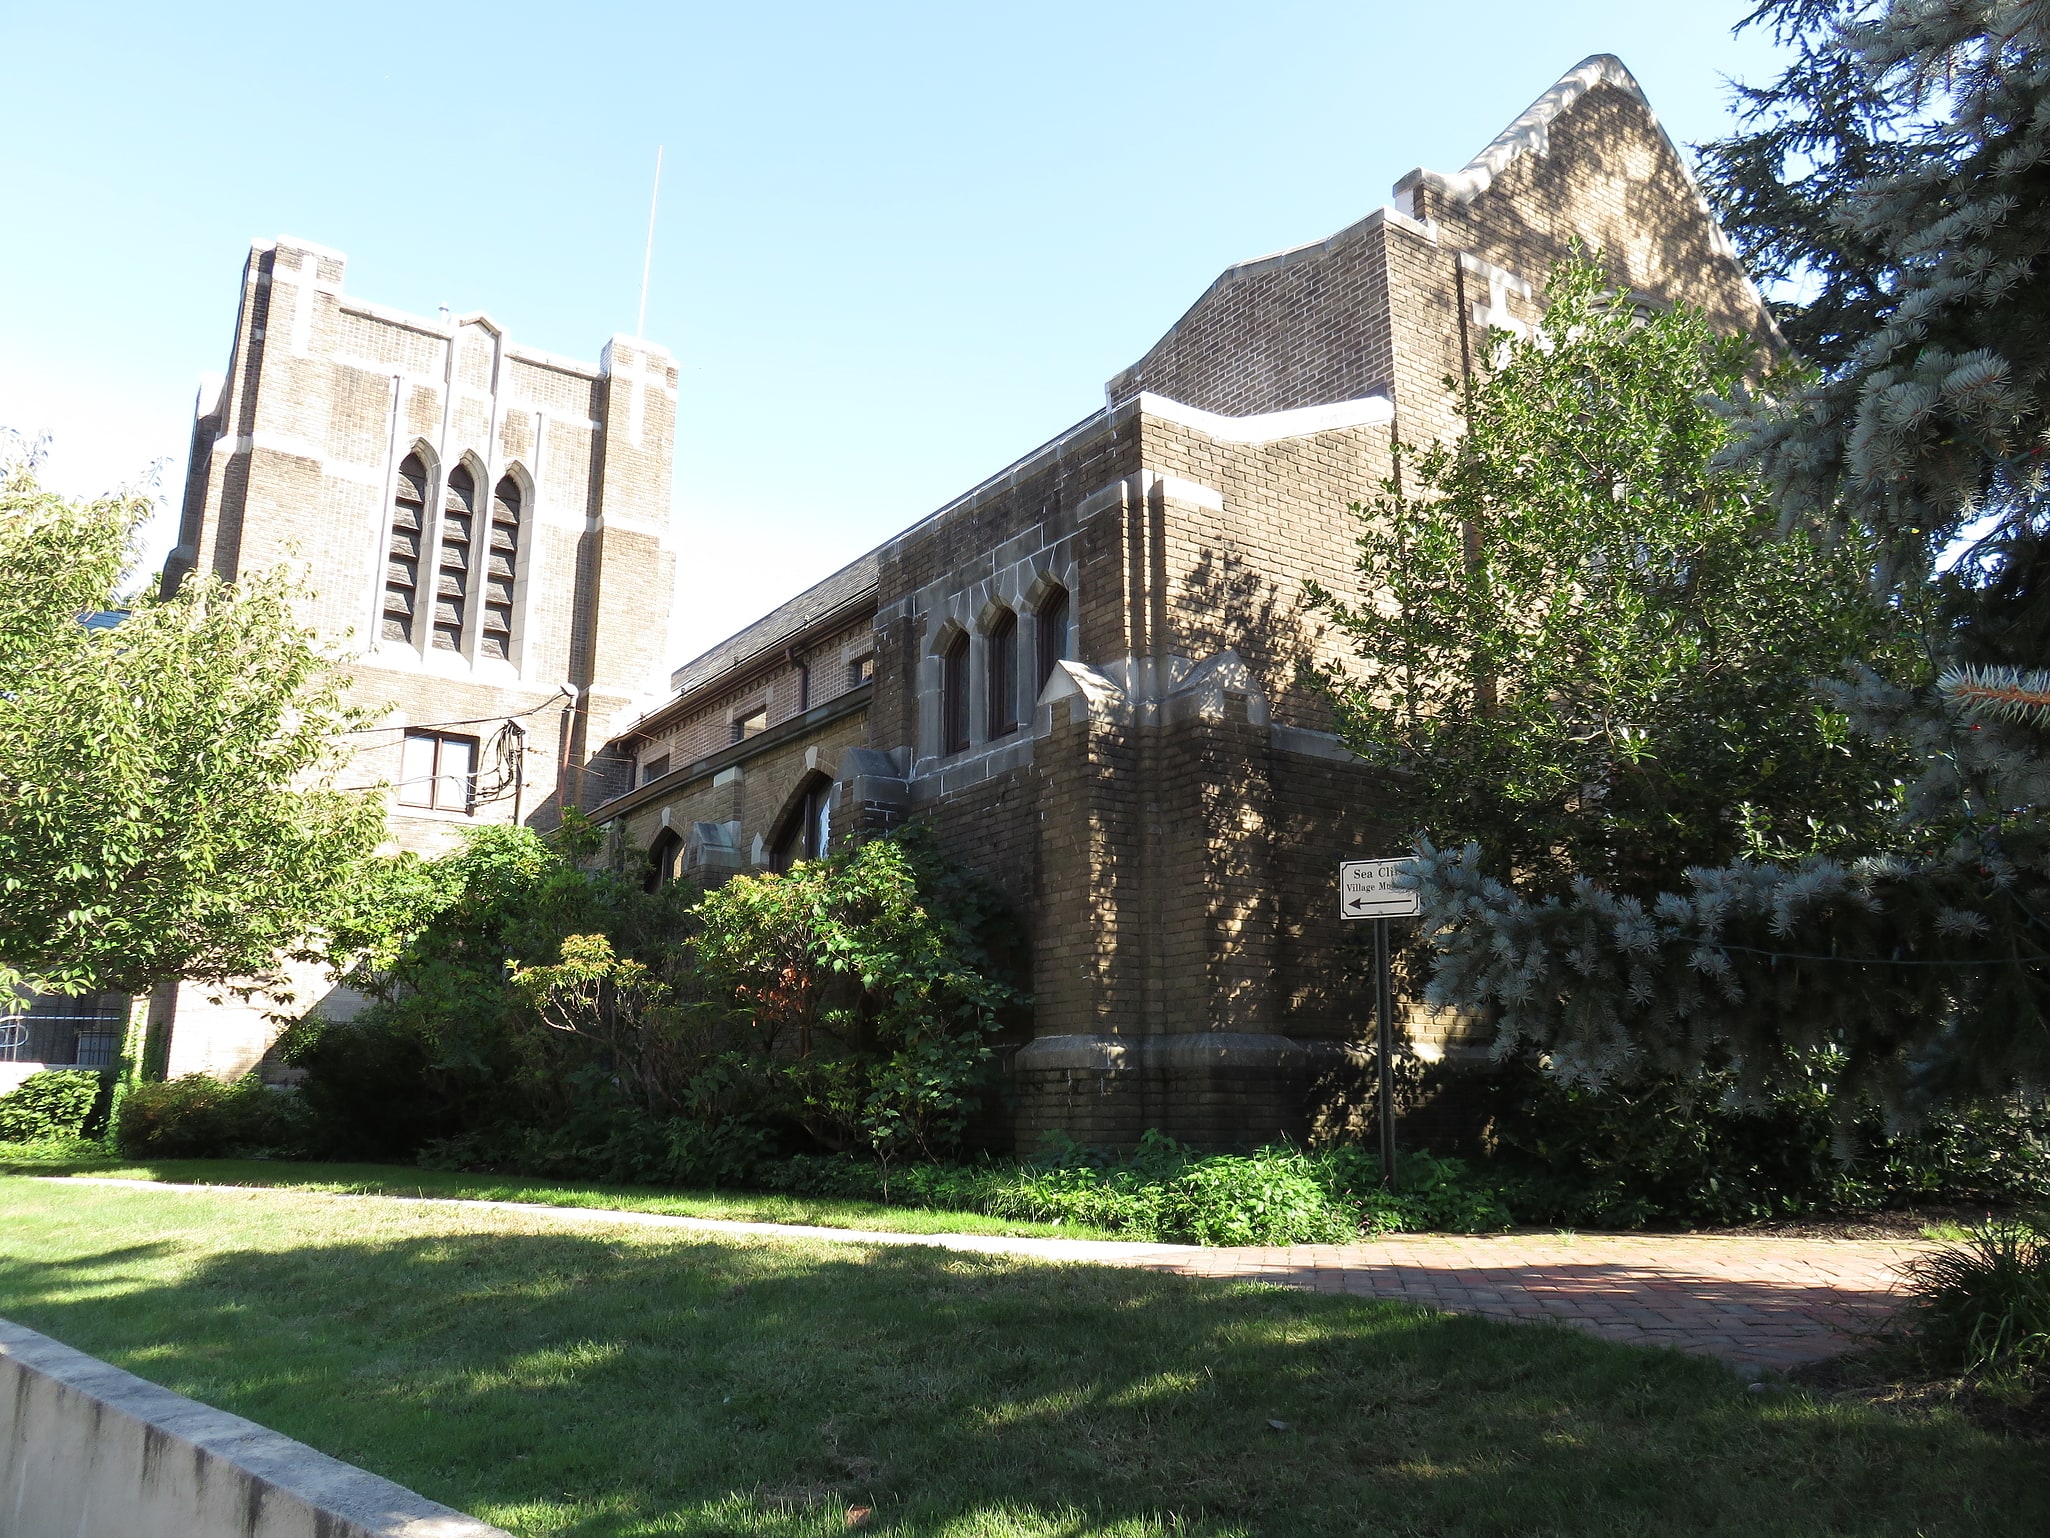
[645,828,682,892]
[434,464,476,651]
[771,777,833,872]
[483,474,522,660]
[986,608,1016,739]
[941,629,970,756]
[381,455,428,643]
[1035,585,1070,698]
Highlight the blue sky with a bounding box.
[0,2,1789,669]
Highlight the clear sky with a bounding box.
[0,2,1789,673]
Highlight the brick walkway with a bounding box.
[56,1179,1926,1373]
[1127,1233,1926,1374]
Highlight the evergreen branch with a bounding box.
[1937,664,2050,726]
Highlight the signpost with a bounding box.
[1339,858,1419,1192]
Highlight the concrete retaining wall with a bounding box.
[0,1316,509,1538]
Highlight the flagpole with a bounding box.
[636,145,664,338]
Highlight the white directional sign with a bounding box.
[1339,857,1420,920]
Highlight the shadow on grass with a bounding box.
[1148,1253,1907,1355]
[0,1211,2044,1537]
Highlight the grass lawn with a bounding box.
[2,1179,2045,1536]
[0,1152,1120,1240]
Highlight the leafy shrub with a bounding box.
[753,1134,1515,1243]
[115,1074,300,1158]
[280,1015,441,1158]
[296,822,1022,1174]
[1170,1149,1359,1245]
[0,1069,106,1143]
[291,820,639,1158]
[1477,1055,2050,1228]
[977,1161,1172,1236]
[422,1104,770,1190]
[687,831,1022,1164]
[1322,1149,1516,1236]
[1906,1216,2050,1377]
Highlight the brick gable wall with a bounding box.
[601,57,1774,1149]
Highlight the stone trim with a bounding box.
[1392,53,1747,271]
[593,682,872,823]
[1136,394,1395,446]
[1394,54,1647,209]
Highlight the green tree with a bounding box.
[1310,258,1905,903]
[1409,2,2050,1114]
[292,818,650,1150]
[690,834,1020,1171]
[1701,0,2050,571]
[293,821,1022,1175]
[0,449,383,1000]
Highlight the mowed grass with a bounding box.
[1,1179,2044,1537]
[0,1154,1119,1239]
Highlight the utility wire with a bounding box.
[333,696,565,738]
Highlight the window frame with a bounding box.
[770,778,832,873]
[1034,586,1070,699]
[396,730,479,814]
[940,629,971,756]
[380,451,432,647]
[480,470,525,662]
[432,462,479,654]
[986,608,1017,740]
[644,828,682,892]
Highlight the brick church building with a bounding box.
[133,56,1771,1142]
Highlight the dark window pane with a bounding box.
[645,830,681,892]
[941,631,970,755]
[1036,588,1069,697]
[987,610,1016,739]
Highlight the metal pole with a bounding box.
[637,146,664,339]
[1375,915,1397,1192]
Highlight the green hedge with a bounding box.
[0,1070,106,1144]
[114,1074,301,1158]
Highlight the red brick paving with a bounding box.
[56,1179,1927,1373]
[1120,1233,1926,1372]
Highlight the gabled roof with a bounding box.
[1392,54,1646,209]
[1390,54,1737,260]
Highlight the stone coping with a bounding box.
[0,1315,508,1538]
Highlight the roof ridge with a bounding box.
[1391,54,1645,209]
[666,545,881,693]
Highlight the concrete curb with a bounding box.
[0,1316,508,1538]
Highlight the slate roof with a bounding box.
[667,547,880,698]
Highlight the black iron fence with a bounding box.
[0,992,126,1070]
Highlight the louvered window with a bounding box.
[381,455,427,643]
[434,465,476,651]
[482,475,522,660]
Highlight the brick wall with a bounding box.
[153,237,678,1077]
[599,57,1777,1149]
